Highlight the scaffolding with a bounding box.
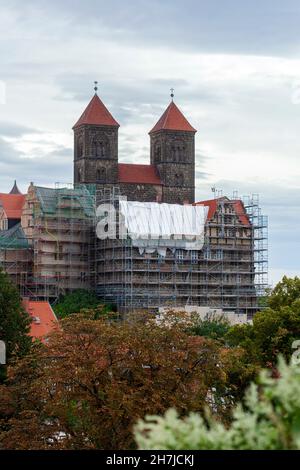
[95,187,268,318]
[0,223,33,293]
[1,184,268,318]
[22,183,96,302]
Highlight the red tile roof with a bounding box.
[118,163,162,185]
[232,200,251,226]
[195,199,218,220]
[149,101,196,134]
[23,299,58,341]
[73,94,119,129]
[195,198,251,226]
[0,193,25,219]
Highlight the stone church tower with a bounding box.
[73,92,119,187]
[149,100,196,204]
[73,89,196,205]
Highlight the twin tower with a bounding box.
[73,92,196,204]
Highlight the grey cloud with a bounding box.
[0,138,72,191]
[0,122,41,137]
[9,0,300,57]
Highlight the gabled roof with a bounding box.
[118,163,162,185]
[0,193,25,219]
[195,198,218,220]
[149,101,196,134]
[0,223,29,249]
[195,197,251,226]
[22,299,58,342]
[34,186,95,218]
[232,200,251,226]
[73,94,119,129]
[9,180,22,194]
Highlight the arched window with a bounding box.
[77,137,83,158]
[77,168,82,182]
[171,146,176,162]
[155,144,161,162]
[93,137,109,158]
[175,173,184,186]
[96,167,106,181]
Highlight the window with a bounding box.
[215,249,223,260]
[93,138,109,158]
[0,218,8,231]
[77,136,83,157]
[204,247,211,260]
[96,167,106,181]
[155,144,161,162]
[191,251,198,263]
[176,249,184,261]
[175,173,184,186]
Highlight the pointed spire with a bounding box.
[149,101,196,134]
[73,93,119,129]
[9,180,22,195]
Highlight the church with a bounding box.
[73,89,196,204]
[0,89,268,318]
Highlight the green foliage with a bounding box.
[135,357,300,450]
[267,276,300,310]
[188,314,230,341]
[0,269,32,380]
[53,289,114,318]
[226,276,300,367]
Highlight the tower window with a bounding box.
[77,137,83,158]
[155,144,161,162]
[175,173,184,186]
[96,167,106,181]
[93,137,109,158]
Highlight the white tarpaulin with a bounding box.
[119,200,208,255]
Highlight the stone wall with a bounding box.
[119,183,162,202]
[74,124,118,185]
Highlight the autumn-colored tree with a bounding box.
[0,311,245,450]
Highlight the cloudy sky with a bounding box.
[0,0,300,285]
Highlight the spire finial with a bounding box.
[94,81,98,94]
[170,88,174,101]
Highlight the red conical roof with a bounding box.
[73,94,119,129]
[149,101,196,134]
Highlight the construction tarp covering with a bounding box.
[119,200,208,255]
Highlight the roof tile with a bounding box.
[149,101,196,134]
[73,94,119,129]
[0,193,25,219]
[118,163,162,185]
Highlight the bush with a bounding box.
[188,314,230,341]
[135,357,300,450]
[53,289,114,318]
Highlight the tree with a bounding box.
[266,276,300,310]
[0,269,31,381]
[226,276,300,367]
[53,289,114,318]
[135,357,300,450]
[0,311,242,450]
[187,314,231,342]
